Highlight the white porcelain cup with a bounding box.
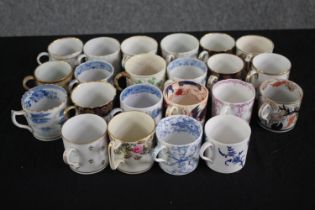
[37,37,83,68]
[68,60,114,91]
[160,33,199,63]
[212,79,255,123]
[62,114,108,175]
[77,37,121,75]
[165,57,208,87]
[246,53,291,88]
[11,84,68,141]
[121,36,158,68]
[200,115,251,174]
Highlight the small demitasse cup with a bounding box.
[65,82,116,119]
[108,111,155,174]
[164,81,209,124]
[200,115,251,174]
[206,53,244,89]
[68,60,114,91]
[160,33,199,63]
[153,115,203,175]
[23,61,73,90]
[236,35,274,74]
[198,33,235,62]
[246,53,291,88]
[114,83,163,123]
[114,53,166,90]
[62,114,108,175]
[165,57,208,87]
[77,37,121,75]
[258,79,303,133]
[212,79,255,123]
[37,37,83,68]
[11,84,68,141]
[121,36,158,68]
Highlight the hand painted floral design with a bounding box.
[114,140,152,160]
[218,146,245,167]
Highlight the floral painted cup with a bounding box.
[200,115,251,174]
[114,53,166,90]
[211,79,255,123]
[107,111,155,174]
[153,115,203,175]
[258,79,303,133]
[11,84,67,141]
[164,81,209,124]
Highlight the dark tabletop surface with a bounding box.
[1,30,315,210]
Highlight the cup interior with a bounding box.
[205,115,251,144]
[200,33,235,52]
[161,33,199,53]
[253,53,291,75]
[108,112,155,142]
[35,61,72,82]
[125,54,166,76]
[207,53,244,74]
[84,37,120,56]
[236,35,273,54]
[62,114,107,144]
[167,58,207,80]
[121,36,157,55]
[49,38,83,57]
[121,84,162,108]
[156,115,202,145]
[164,81,208,106]
[75,61,114,82]
[212,79,255,103]
[260,79,303,103]
[22,85,67,111]
[71,82,116,108]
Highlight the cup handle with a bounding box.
[121,55,131,68]
[63,106,78,120]
[166,54,175,64]
[245,69,258,83]
[244,53,254,70]
[114,71,131,91]
[37,52,49,64]
[104,108,122,122]
[68,79,79,92]
[165,106,179,116]
[199,141,214,163]
[77,54,87,64]
[108,140,125,170]
[63,148,81,169]
[152,145,167,163]
[22,75,36,90]
[198,50,209,63]
[258,102,272,121]
[163,79,175,90]
[11,110,33,133]
[207,75,218,89]
[220,106,233,115]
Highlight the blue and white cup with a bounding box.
[200,115,251,174]
[111,84,163,124]
[11,84,68,141]
[153,115,203,175]
[165,57,208,87]
[68,60,114,91]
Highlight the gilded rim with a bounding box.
[48,37,83,59]
[207,53,244,74]
[200,32,235,52]
[252,53,291,76]
[34,61,73,84]
[235,35,274,55]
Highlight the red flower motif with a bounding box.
[272,81,287,87]
[175,89,183,96]
[132,145,143,154]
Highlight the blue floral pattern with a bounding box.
[75,61,113,77]
[30,113,51,124]
[120,84,162,101]
[168,58,207,73]
[150,108,161,119]
[218,146,245,167]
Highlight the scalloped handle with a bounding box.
[108,140,125,170]
[11,110,33,133]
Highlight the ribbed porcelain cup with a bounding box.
[23,61,72,90]
[62,114,108,175]
[246,53,291,88]
[212,79,255,123]
[77,37,121,75]
[68,60,114,91]
[114,53,166,90]
[11,84,67,141]
[206,53,244,89]
[164,81,209,124]
[198,33,235,62]
[200,115,251,174]
[161,33,199,63]
[37,37,83,68]
[258,79,303,133]
[121,36,158,68]
[108,111,155,174]
[153,115,203,176]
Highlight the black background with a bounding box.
[1,30,315,209]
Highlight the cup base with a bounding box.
[33,134,61,142]
[117,163,153,175]
[206,164,244,174]
[69,165,106,175]
[160,164,198,176]
[258,122,295,133]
